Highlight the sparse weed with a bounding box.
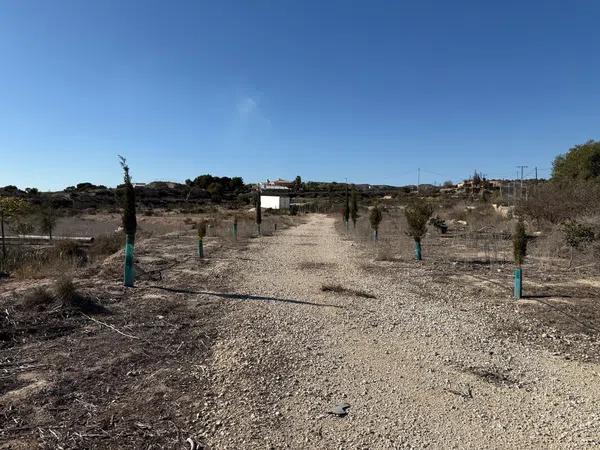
[321,283,376,299]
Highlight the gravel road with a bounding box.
[197,214,599,449]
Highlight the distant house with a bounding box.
[260,193,290,210]
[265,178,294,189]
[257,178,292,210]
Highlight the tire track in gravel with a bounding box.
[202,214,600,449]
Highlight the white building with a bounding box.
[261,194,290,210]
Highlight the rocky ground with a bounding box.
[204,214,600,449]
[1,214,599,449]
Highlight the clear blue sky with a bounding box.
[1,1,599,190]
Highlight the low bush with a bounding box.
[562,220,596,250]
[518,180,600,225]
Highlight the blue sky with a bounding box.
[1,1,599,190]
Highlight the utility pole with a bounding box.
[535,166,538,182]
[516,165,527,200]
[417,168,420,193]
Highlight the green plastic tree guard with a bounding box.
[373,229,378,241]
[198,238,204,258]
[232,222,238,240]
[415,240,422,261]
[124,234,135,287]
[514,267,522,299]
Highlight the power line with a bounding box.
[516,165,528,200]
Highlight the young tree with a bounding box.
[197,221,207,258]
[0,197,29,263]
[343,184,350,230]
[328,184,335,211]
[404,199,434,260]
[255,188,262,235]
[350,187,359,228]
[369,202,383,240]
[232,215,238,240]
[38,205,57,240]
[562,220,595,267]
[119,156,137,287]
[513,220,528,299]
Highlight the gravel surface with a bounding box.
[198,214,600,449]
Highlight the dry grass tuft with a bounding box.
[298,261,336,270]
[88,232,125,261]
[374,245,402,262]
[53,240,88,265]
[22,287,55,310]
[321,283,376,299]
[52,277,106,314]
[54,276,78,303]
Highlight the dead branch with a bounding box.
[82,314,141,340]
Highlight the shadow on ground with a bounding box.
[148,285,344,308]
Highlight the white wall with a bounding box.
[261,195,290,210]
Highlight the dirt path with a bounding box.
[201,214,600,449]
[2,214,599,449]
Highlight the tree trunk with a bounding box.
[415,239,422,260]
[198,238,204,258]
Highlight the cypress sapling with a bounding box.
[232,216,238,240]
[119,155,137,287]
[255,188,262,235]
[197,221,207,257]
[343,183,350,230]
[513,220,527,299]
[350,186,359,229]
[369,202,383,241]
